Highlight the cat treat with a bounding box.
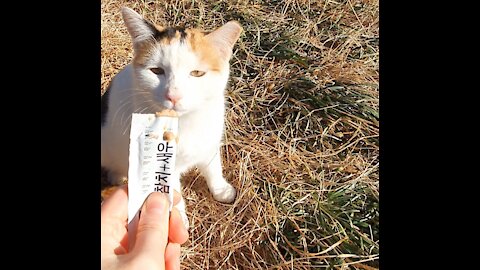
[127,110,178,235]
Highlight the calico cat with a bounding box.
[101,7,242,228]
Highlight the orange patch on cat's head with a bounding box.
[186,29,224,72]
[189,21,242,71]
[153,25,189,45]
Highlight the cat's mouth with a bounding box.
[157,103,187,116]
[157,101,187,116]
[171,108,186,116]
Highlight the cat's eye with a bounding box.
[190,70,206,77]
[150,67,165,75]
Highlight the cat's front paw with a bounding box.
[174,201,190,230]
[211,182,237,203]
[180,211,190,230]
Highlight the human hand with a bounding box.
[101,186,189,270]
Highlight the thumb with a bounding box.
[132,192,170,259]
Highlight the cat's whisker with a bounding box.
[121,115,133,136]
[112,90,150,125]
[120,103,154,135]
[114,92,149,125]
[113,99,133,126]
[137,104,154,114]
[119,101,155,136]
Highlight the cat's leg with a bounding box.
[170,171,190,230]
[198,151,236,203]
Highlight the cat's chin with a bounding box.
[159,103,190,116]
[155,105,187,117]
[172,109,187,117]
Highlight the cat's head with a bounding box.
[121,7,242,116]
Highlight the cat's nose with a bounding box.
[166,92,182,105]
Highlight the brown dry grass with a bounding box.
[101,0,379,269]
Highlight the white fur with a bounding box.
[102,7,241,228]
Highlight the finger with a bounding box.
[101,185,129,255]
[165,243,181,270]
[168,208,189,244]
[132,192,170,260]
[173,190,181,205]
[101,185,128,221]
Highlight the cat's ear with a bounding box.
[205,21,243,60]
[121,7,159,44]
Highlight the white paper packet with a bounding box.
[127,111,178,246]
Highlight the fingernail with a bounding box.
[145,192,168,216]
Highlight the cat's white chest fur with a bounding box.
[175,104,225,172]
